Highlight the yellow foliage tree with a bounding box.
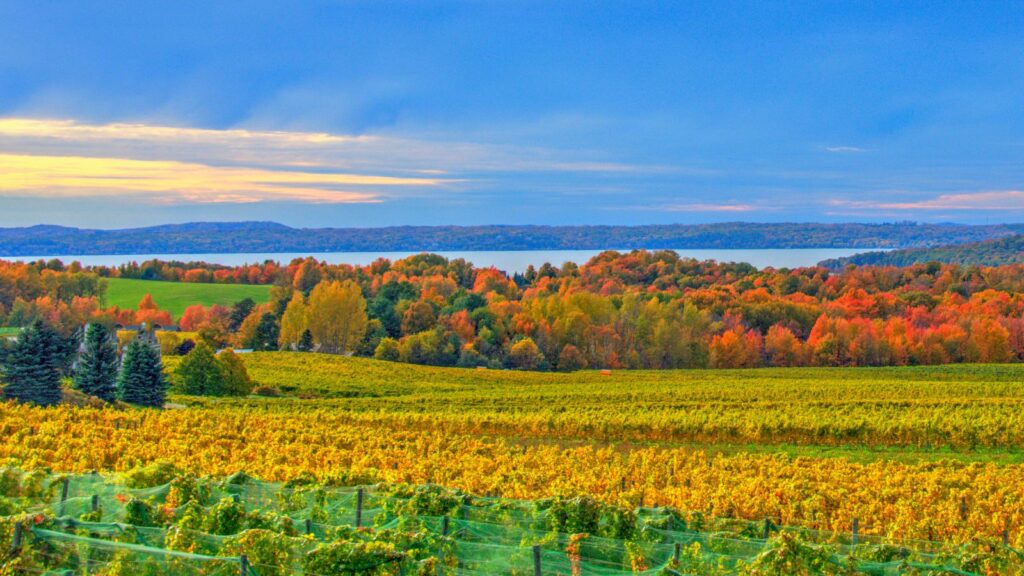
[278,292,308,349]
[307,280,368,354]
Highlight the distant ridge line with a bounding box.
[1,221,1023,257]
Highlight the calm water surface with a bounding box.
[10,248,868,273]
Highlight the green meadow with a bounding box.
[103,277,272,319]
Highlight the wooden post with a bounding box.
[442,516,450,536]
[239,553,249,576]
[1003,529,1010,547]
[762,518,771,540]
[672,542,681,564]
[355,488,364,527]
[91,494,99,512]
[620,478,626,491]
[59,477,70,515]
[305,518,313,535]
[9,523,22,556]
[532,544,541,576]
[851,518,859,548]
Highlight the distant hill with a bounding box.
[821,234,1024,268]
[2,221,1024,256]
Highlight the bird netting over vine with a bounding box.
[0,467,1013,575]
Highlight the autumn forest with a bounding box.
[3,250,1023,371]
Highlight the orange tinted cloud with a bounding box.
[0,154,442,203]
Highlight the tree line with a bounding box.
[4,251,1024,371]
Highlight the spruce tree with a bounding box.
[297,329,314,352]
[174,342,226,396]
[117,339,167,407]
[2,320,64,406]
[250,313,280,351]
[73,323,119,402]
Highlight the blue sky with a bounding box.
[0,1,1022,228]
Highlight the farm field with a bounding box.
[1,354,1023,561]
[103,277,272,319]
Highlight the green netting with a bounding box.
[0,469,1014,575]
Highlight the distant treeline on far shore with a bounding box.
[2,220,1024,256]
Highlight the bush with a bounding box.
[253,385,281,397]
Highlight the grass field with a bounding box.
[103,277,272,318]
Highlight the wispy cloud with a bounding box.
[829,190,1024,211]
[661,203,758,212]
[0,153,442,203]
[0,117,671,179]
[824,146,869,153]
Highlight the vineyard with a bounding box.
[0,468,1016,575]
[0,355,1020,563]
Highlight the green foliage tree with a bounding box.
[373,337,400,362]
[1,320,64,406]
[509,337,544,370]
[218,349,253,396]
[73,323,119,401]
[175,342,226,396]
[117,339,167,407]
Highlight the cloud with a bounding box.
[829,190,1024,211]
[661,203,758,212]
[0,117,670,178]
[824,146,869,153]
[0,153,444,204]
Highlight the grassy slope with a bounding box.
[104,278,271,319]
[166,353,1024,463]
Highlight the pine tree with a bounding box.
[250,313,280,351]
[174,342,226,396]
[117,339,167,407]
[2,320,64,406]
[297,329,314,352]
[73,323,119,402]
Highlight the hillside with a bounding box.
[3,221,1024,255]
[821,234,1024,268]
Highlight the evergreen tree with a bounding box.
[73,323,119,401]
[1,320,64,406]
[229,298,256,331]
[117,339,167,407]
[250,313,280,351]
[297,329,314,352]
[174,342,226,396]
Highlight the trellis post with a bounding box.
[532,544,542,576]
[59,477,70,516]
[355,488,365,527]
[9,523,22,556]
